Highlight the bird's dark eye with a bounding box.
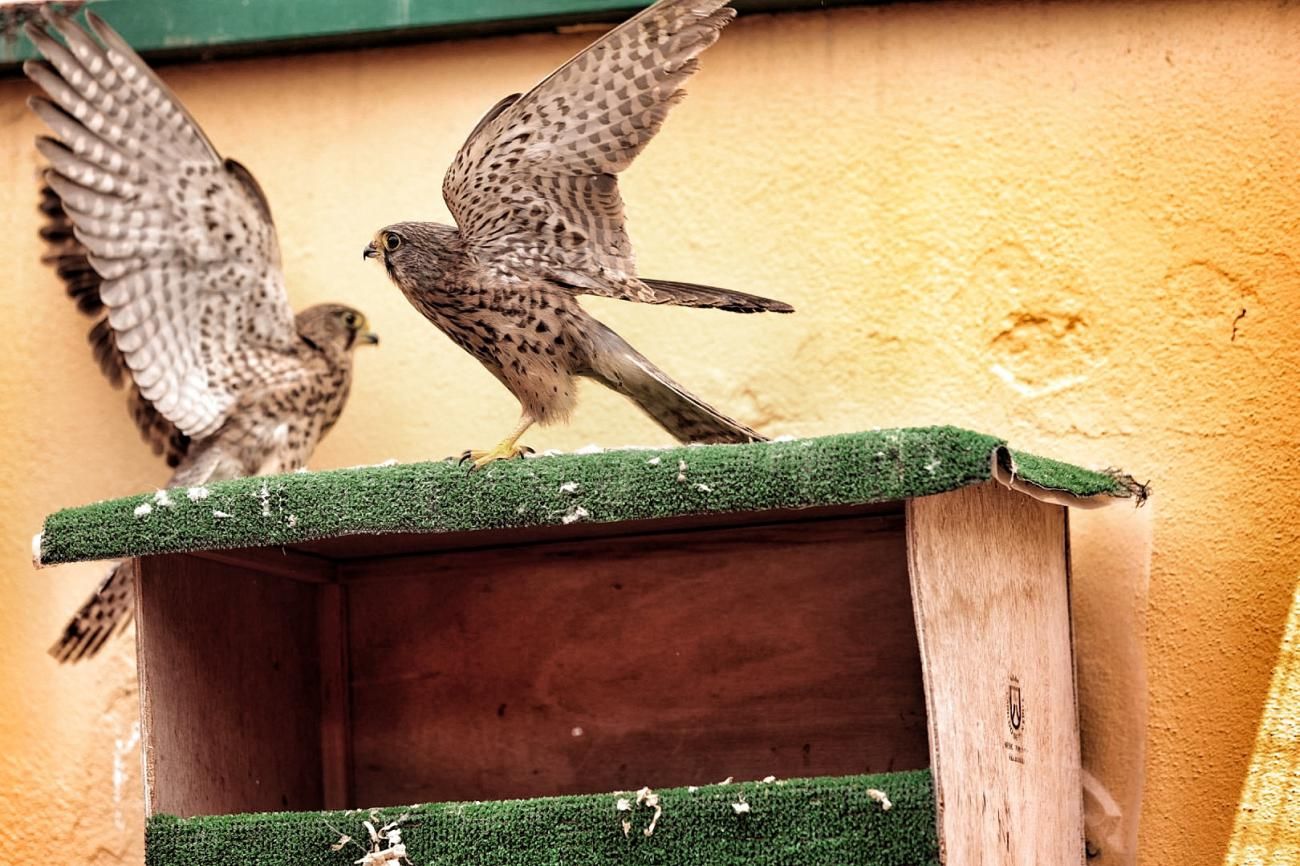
[384,233,402,252]
[342,311,358,328]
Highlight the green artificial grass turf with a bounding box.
[146,772,938,866]
[38,426,1139,565]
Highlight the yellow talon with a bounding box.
[459,414,536,470]
[459,442,533,470]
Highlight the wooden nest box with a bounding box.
[35,427,1142,865]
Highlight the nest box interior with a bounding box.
[36,427,1141,866]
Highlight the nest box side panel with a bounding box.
[317,581,353,809]
[342,512,930,805]
[906,481,1083,865]
[135,553,327,817]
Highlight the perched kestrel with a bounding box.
[366,0,791,467]
[26,10,378,661]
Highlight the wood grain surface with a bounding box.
[136,554,325,817]
[907,482,1083,865]
[343,512,929,805]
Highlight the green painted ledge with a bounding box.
[146,771,938,866]
[36,426,1141,566]
[0,0,906,72]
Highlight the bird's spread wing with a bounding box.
[39,184,192,466]
[25,9,298,440]
[442,0,734,296]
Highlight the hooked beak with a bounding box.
[363,241,378,261]
[360,331,380,346]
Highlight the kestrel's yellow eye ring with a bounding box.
[342,311,359,328]
[384,232,402,252]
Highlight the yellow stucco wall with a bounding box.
[1,2,1297,864]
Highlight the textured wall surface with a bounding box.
[0,2,1297,864]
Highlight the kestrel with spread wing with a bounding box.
[366,0,790,467]
[26,9,378,661]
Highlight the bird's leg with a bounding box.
[460,413,536,470]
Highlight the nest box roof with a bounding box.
[34,426,1143,567]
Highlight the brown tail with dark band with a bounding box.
[49,559,136,663]
[587,320,766,444]
[640,278,795,314]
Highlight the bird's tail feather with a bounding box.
[49,559,136,663]
[169,445,225,488]
[640,278,794,314]
[586,321,766,444]
[48,458,213,663]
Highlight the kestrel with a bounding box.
[26,10,378,661]
[366,0,791,467]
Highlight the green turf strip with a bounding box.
[39,426,1135,565]
[146,772,938,866]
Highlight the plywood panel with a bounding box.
[344,514,928,806]
[135,554,326,816]
[192,546,335,582]
[907,482,1083,865]
[318,582,353,809]
[290,501,902,561]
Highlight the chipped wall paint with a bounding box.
[0,2,1297,864]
